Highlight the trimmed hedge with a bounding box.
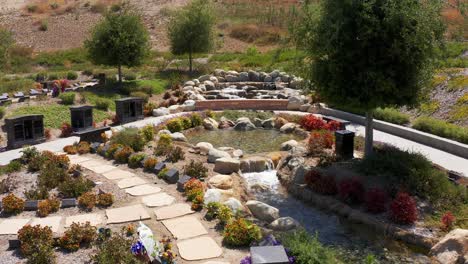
[373,107,410,125]
[412,116,468,144]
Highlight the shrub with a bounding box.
[157,168,169,179]
[111,128,146,151]
[45,128,52,139]
[64,144,78,154]
[308,130,334,154]
[217,204,233,225]
[67,71,78,80]
[143,157,157,171]
[191,193,204,211]
[184,178,204,192]
[314,175,338,195]
[130,91,149,103]
[124,72,137,81]
[190,113,203,127]
[166,118,183,133]
[20,146,40,164]
[94,98,111,111]
[338,177,365,205]
[373,107,410,125]
[78,141,91,154]
[0,106,5,119]
[18,225,54,261]
[113,146,134,163]
[441,211,456,231]
[58,176,94,198]
[139,125,154,142]
[413,116,468,144]
[304,170,322,188]
[223,218,262,246]
[154,134,173,156]
[24,186,49,200]
[180,117,192,130]
[128,153,146,168]
[37,200,52,217]
[60,122,73,137]
[59,92,76,105]
[78,192,97,211]
[105,144,123,159]
[2,193,25,214]
[143,102,156,117]
[324,120,341,131]
[389,192,418,225]
[205,202,222,219]
[280,229,339,264]
[39,19,48,31]
[365,187,387,214]
[91,232,138,264]
[5,160,22,173]
[98,193,114,207]
[59,222,97,251]
[166,146,185,163]
[300,114,327,131]
[184,160,208,179]
[38,163,68,189]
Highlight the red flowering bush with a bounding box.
[365,187,387,213]
[304,170,322,188]
[325,120,342,131]
[300,114,327,131]
[389,192,418,225]
[60,122,73,138]
[308,131,334,154]
[338,177,365,204]
[441,212,456,231]
[314,175,338,195]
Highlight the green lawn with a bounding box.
[81,91,121,111]
[134,79,168,94]
[8,104,111,129]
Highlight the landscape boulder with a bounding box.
[204,188,233,204]
[208,148,231,163]
[281,140,298,151]
[287,96,303,110]
[240,156,272,173]
[204,80,216,91]
[223,198,243,213]
[208,174,233,190]
[280,123,297,133]
[430,229,468,264]
[261,118,275,129]
[170,132,187,142]
[196,142,213,153]
[246,200,280,223]
[234,117,256,131]
[226,75,239,82]
[239,72,249,82]
[214,157,240,174]
[153,107,170,117]
[183,100,196,111]
[203,118,219,130]
[268,217,300,231]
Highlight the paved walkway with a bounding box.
[0,153,224,262]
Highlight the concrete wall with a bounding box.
[319,107,468,159]
[195,99,289,111]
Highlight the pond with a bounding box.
[185,129,305,154]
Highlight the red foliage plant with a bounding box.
[441,211,456,231]
[308,131,334,154]
[60,122,73,138]
[300,114,327,131]
[365,187,387,213]
[325,120,341,131]
[338,177,365,204]
[304,170,338,195]
[389,192,418,225]
[44,128,52,140]
[304,170,322,187]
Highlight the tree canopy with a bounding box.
[301,0,445,111]
[167,0,216,72]
[85,5,149,83]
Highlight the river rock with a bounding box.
[210,76,218,83]
[199,75,211,82]
[274,117,288,129]
[240,156,272,173]
[281,140,298,151]
[280,123,297,133]
[184,81,195,87]
[268,217,300,231]
[203,118,219,130]
[287,96,303,110]
[153,107,170,117]
[248,70,260,82]
[208,174,233,190]
[204,80,216,91]
[218,117,235,129]
[168,104,183,113]
[430,229,468,264]
[270,70,280,79]
[239,72,249,82]
[214,157,240,174]
[170,132,187,142]
[183,100,196,111]
[203,188,234,204]
[264,75,273,82]
[233,149,244,158]
[246,200,280,223]
[208,149,231,163]
[234,117,256,131]
[214,69,225,77]
[223,198,243,213]
[196,142,213,153]
[254,118,263,127]
[226,75,239,82]
[261,118,275,129]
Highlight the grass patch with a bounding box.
[0,78,35,94]
[412,116,468,144]
[449,94,468,122]
[81,91,120,111]
[447,75,468,91]
[134,79,168,94]
[419,100,440,114]
[8,104,110,129]
[373,107,410,125]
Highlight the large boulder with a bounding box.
[204,188,234,204]
[287,96,303,110]
[218,117,235,129]
[203,118,219,130]
[234,117,256,131]
[204,80,216,91]
[208,174,233,190]
[214,157,240,174]
[168,104,183,113]
[240,156,272,173]
[280,123,297,133]
[196,142,213,153]
[261,118,275,129]
[430,229,468,264]
[268,217,300,231]
[226,75,239,82]
[223,198,243,213]
[153,107,170,117]
[246,200,280,223]
[208,148,231,163]
[183,100,196,111]
[239,72,249,82]
[170,132,187,142]
[281,140,298,151]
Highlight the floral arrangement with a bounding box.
[160,236,177,264]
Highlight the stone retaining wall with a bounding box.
[195,99,289,111]
[319,107,468,159]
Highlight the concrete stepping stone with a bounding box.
[65,213,105,227]
[30,216,62,233]
[125,184,161,196]
[117,177,148,189]
[154,203,194,220]
[79,159,106,168]
[162,215,207,240]
[102,169,136,181]
[203,261,230,264]
[178,236,223,260]
[0,218,30,235]
[68,155,92,164]
[106,204,151,224]
[142,193,175,207]
[88,164,118,174]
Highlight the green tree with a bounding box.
[167,0,216,73]
[85,4,149,84]
[299,0,444,157]
[0,28,14,70]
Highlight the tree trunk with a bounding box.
[118,64,122,84]
[189,50,193,74]
[365,110,374,158]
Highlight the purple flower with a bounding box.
[131,241,145,255]
[240,256,252,264]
